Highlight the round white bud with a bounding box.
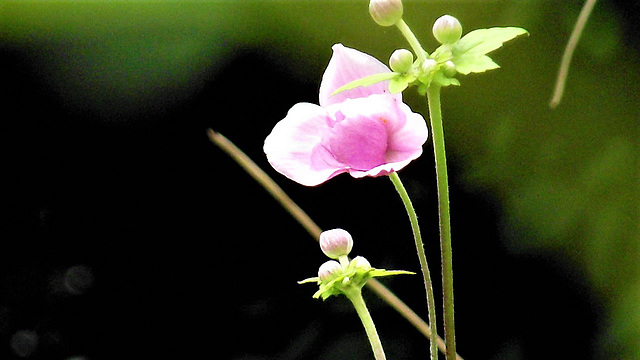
[318,260,342,282]
[389,49,414,73]
[350,256,372,272]
[369,0,403,27]
[319,228,354,259]
[432,15,462,45]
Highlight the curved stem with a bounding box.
[389,172,438,360]
[549,0,598,108]
[345,288,387,360]
[426,85,456,360]
[395,19,428,63]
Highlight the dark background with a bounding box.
[1,1,639,359]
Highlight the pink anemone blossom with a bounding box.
[264,44,428,186]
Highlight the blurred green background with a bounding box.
[1,1,639,359]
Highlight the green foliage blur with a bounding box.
[1,0,638,358]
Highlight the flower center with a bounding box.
[327,113,388,170]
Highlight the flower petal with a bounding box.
[328,95,427,179]
[349,158,415,178]
[385,101,428,163]
[325,113,388,170]
[264,103,347,186]
[319,44,400,107]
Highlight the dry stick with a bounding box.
[549,0,598,108]
[207,129,463,360]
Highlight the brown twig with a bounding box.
[550,0,598,108]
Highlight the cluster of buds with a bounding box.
[300,228,413,300]
[366,0,465,90]
[364,0,527,91]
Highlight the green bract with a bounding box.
[299,258,414,300]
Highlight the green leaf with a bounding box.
[388,76,410,94]
[331,72,399,96]
[451,27,528,75]
[369,269,415,278]
[298,277,319,284]
[455,27,529,56]
[432,71,461,87]
[454,54,500,75]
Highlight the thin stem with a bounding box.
[550,0,598,108]
[395,19,428,63]
[425,85,456,360]
[207,129,322,239]
[389,172,438,360]
[207,129,464,360]
[345,288,387,360]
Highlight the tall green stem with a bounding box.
[395,19,428,63]
[426,85,456,360]
[389,172,438,360]
[345,288,387,360]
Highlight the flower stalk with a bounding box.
[389,172,438,360]
[344,287,387,360]
[396,19,429,63]
[395,19,428,63]
[425,84,456,360]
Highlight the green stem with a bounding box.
[395,19,428,63]
[426,85,456,360]
[388,172,438,360]
[345,288,387,360]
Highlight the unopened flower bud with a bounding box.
[369,0,403,27]
[443,60,457,77]
[320,228,354,259]
[389,49,413,73]
[350,256,371,271]
[318,260,342,282]
[421,58,437,73]
[432,15,462,44]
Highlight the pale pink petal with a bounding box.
[318,44,400,107]
[349,158,416,178]
[324,113,388,170]
[264,103,346,186]
[328,95,427,179]
[385,101,429,163]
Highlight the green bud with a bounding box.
[319,228,353,259]
[369,0,403,27]
[318,260,342,282]
[432,15,462,44]
[421,58,437,73]
[443,60,457,77]
[389,49,413,73]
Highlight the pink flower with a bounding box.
[264,44,428,186]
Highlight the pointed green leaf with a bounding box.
[298,277,319,284]
[454,54,500,75]
[455,27,529,56]
[369,269,415,278]
[331,72,399,96]
[432,71,461,87]
[450,27,528,75]
[388,76,410,94]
